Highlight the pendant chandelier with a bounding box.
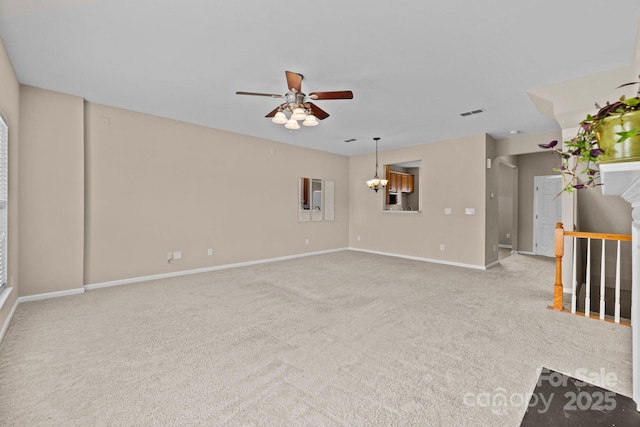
[366,137,388,192]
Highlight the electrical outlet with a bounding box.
[173,251,182,260]
[506,233,510,239]
[357,235,361,241]
[440,244,445,251]
[444,208,452,215]
[305,238,309,245]
[207,248,213,256]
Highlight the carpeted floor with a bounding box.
[0,251,633,426]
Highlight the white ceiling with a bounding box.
[1,0,639,156]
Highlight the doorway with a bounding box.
[533,175,562,257]
[497,159,518,256]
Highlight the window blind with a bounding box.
[0,116,7,291]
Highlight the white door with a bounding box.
[534,176,562,257]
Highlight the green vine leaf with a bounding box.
[623,98,640,107]
[616,129,640,143]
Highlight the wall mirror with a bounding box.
[324,180,335,221]
[311,178,323,221]
[299,177,323,222]
[383,160,421,211]
[299,177,311,222]
[299,177,333,222]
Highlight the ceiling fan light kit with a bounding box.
[236,71,353,130]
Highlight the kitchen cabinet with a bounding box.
[390,172,400,193]
[401,174,414,193]
[385,167,415,204]
[386,171,413,194]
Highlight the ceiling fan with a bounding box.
[236,71,353,129]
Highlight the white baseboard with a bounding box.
[17,288,85,303]
[485,260,501,269]
[1,249,351,343]
[85,248,350,290]
[349,248,488,270]
[1,246,490,342]
[499,244,513,249]
[514,251,536,255]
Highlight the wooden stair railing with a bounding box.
[552,222,632,325]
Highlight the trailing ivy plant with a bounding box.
[539,77,640,193]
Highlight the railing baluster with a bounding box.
[552,223,631,325]
[571,236,577,314]
[600,239,606,320]
[615,240,621,324]
[585,238,591,318]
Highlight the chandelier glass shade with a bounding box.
[284,118,300,130]
[272,111,288,124]
[290,107,307,121]
[366,137,388,192]
[302,114,319,127]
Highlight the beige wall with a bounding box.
[18,86,85,296]
[0,38,20,330]
[85,103,349,284]
[485,135,499,266]
[517,151,561,253]
[497,131,567,254]
[496,129,561,157]
[349,134,490,268]
[578,190,633,235]
[498,162,516,247]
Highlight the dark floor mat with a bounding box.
[520,367,639,426]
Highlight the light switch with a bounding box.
[465,208,475,215]
[444,208,452,215]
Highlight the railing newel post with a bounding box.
[553,222,565,310]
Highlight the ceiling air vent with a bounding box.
[344,138,357,143]
[460,108,485,117]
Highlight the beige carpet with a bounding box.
[0,251,633,426]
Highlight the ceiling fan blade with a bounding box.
[309,91,353,100]
[236,91,284,98]
[306,102,330,120]
[285,71,303,92]
[265,104,287,118]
